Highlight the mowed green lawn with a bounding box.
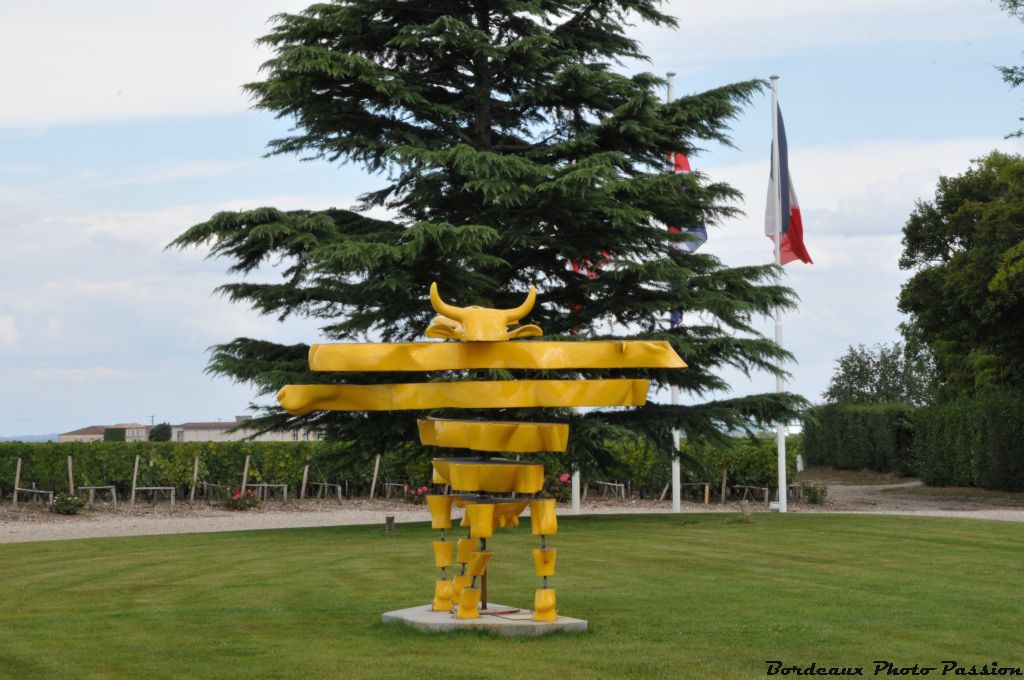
[1,514,1021,680]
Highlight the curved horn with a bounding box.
[504,286,537,322]
[430,282,465,321]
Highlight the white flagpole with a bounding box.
[770,75,788,513]
[667,70,682,514]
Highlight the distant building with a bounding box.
[170,416,320,443]
[58,423,151,443]
[59,425,107,443]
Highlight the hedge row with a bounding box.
[0,434,802,500]
[0,440,402,498]
[802,403,916,475]
[0,441,587,500]
[802,391,1024,491]
[913,391,1024,491]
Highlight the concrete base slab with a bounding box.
[382,603,588,636]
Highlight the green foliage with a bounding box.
[103,428,126,442]
[169,0,808,467]
[693,436,798,488]
[800,482,827,505]
[51,492,85,515]
[912,389,1024,491]
[898,152,1024,397]
[805,391,1024,491]
[148,423,172,441]
[0,441,358,497]
[602,434,671,497]
[802,403,916,475]
[823,342,936,406]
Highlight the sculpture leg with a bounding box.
[534,587,557,622]
[432,580,454,611]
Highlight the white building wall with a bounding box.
[58,433,104,443]
[171,426,319,443]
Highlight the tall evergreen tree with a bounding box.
[171,0,807,471]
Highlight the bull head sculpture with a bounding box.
[426,282,543,341]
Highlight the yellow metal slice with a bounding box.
[309,341,686,371]
[432,580,453,612]
[532,548,557,577]
[425,495,454,529]
[464,504,495,539]
[495,501,528,528]
[456,500,529,534]
[533,588,557,622]
[456,588,481,619]
[455,538,475,564]
[418,419,569,453]
[466,551,493,577]
[529,499,558,536]
[277,379,649,415]
[431,460,544,494]
[432,541,453,569]
[451,574,472,600]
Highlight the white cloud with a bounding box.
[96,161,254,187]
[43,318,62,340]
[0,192,350,434]
[640,0,1014,68]
[706,136,1024,245]
[688,135,1024,403]
[0,0,312,128]
[2,0,1017,128]
[30,366,142,383]
[0,316,18,350]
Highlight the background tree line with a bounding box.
[811,148,1024,490]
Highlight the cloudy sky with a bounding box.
[1,1,1022,437]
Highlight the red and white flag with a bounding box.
[765,104,812,265]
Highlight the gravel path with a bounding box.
[0,498,698,545]
[824,480,1024,524]
[2,482,1022,545]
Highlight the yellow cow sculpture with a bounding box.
[426,283,543,341]
[279,281,686,628]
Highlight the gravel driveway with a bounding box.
[1,481,1021,545]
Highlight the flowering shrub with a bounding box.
[408,485,429,504]
[545,471,572,502]
[52,492,85,515]
[225,489,260,511]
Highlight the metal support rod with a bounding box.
[770,74,788,513]
[666,70,683,515]
[480,537,488,610]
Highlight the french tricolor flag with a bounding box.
[765,104,812,265]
